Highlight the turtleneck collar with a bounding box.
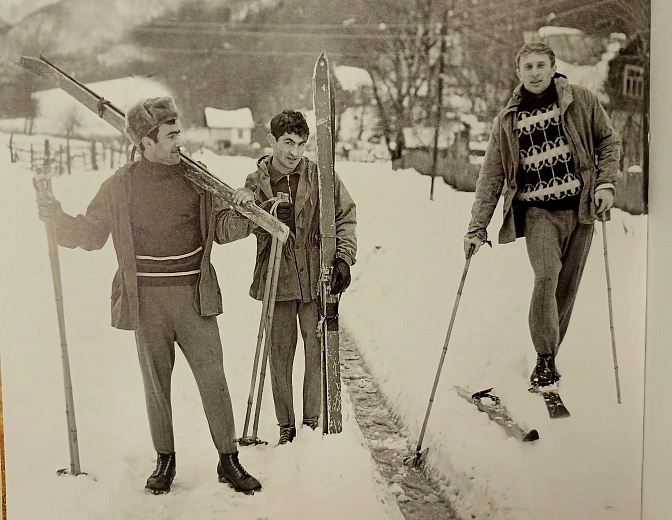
[139,156,183,176]
[520,80,557,103]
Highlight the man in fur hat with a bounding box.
[36,96,262,496]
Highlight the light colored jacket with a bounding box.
[467,74,620,244]
[240,155,357,302]
[53,160,252,330]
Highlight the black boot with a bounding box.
[302,417,319,431]
[530,354,557,388]
[277,424,296,445]
[145,452,176,495]
[217,452,262,495]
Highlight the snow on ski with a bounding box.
[456,387,539,442]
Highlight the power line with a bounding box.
[134,26,399,40]
[140,46,372,58]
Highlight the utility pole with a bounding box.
[642,41,649,213]
[430,9,449,201]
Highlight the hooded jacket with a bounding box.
[241,155,357,302]
[467,74,620,244]
[53,160,253,330]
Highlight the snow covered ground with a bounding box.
[340,163,646,520]
[0,140,403,520]
[0,136,646,520]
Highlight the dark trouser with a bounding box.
[134,284,237,455]
[269,300,322,427]
[525,206,594,356]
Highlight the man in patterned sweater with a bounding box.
[36,97,261,495]
[464,42,620,388]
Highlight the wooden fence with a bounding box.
[7,135,133,176]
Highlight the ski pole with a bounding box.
[33,174,83,476]
[0,353,7,520]
[405,246,474,467]
[601,214,621,404]
[251,237,283,441]
[238,235,278,445]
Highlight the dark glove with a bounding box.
[330,257,351,295]
[275,201,293,224]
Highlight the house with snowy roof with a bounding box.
[202,107,254,152]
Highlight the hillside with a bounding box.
[0,0,60,25]
[0,0,398,124]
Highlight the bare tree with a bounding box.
[62,107,82,175]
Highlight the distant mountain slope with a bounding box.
[0,0,60,25]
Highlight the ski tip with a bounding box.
[316,51,329,66]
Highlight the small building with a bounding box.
[604,35,648,214]
[203,107,254,151]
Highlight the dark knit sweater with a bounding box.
[130,158,203,286]
[268,159,300,235]
[515,83,582,211]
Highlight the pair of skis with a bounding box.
[457,384,569,444]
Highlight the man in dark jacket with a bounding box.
[463,42,620,389]
[231,110,357,445]
[36,97,261,495]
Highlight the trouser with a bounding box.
[525,206,594,356]
[269,299,322,427]
[134,284,237,455]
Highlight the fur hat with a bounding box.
[124,97,180,146]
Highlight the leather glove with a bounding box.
[330,257,351,294]
[275,201,293,224]
[463,229,491,259]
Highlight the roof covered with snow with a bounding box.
[30,76,174,139]
[333,66,372,92]
[204,107,254,129]
[33,76,173,111]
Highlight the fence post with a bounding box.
[30,143,34,171]
[8,134,15,163]
[59,145,64,175]
[110,143,114,169]
[66,136,72,175]
[44,139,51,172]
[91,140,98,171]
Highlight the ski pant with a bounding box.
[134,284,238,455]
[269,299,322,427]
[525,206,593,357]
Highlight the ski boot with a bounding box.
[217,452,262,495]
[530,354,559,388]
[277,424,296,445]
[145,452,176,495]
[302,417,319,431]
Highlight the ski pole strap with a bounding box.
[267,192,290,217]
[96,98,112,118]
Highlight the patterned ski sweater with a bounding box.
[515,83,582,210]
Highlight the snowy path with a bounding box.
[338,161,646,520]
